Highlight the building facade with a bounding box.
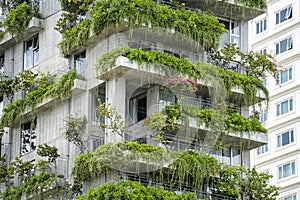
[0,0,271,199]
[250,0,300,199]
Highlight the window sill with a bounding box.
[256,151,270,159]
[274,18,294,29]
[275,79,294,89]
[275,109,295,120]
[276,141,296,152]
[277,173,297,184]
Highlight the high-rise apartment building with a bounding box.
[250,0,300,199]
[0,0,272,199]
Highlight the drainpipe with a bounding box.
[65,58,72,181]
[7,46,15,168]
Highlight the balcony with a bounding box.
[0,17,44,50]
[177,0,265,21]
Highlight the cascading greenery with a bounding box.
[96,46,272,105]
[0,2,41,39]
[183,105,267,133]
[73,142,278,199]
[77,180,200,200]
[58,0,226,56]
[0,70,78,128]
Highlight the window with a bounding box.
[231,21,239,46]
[74,51,86,79]
[280,194,297,200]
[256,18,267,34]
[21,119,37,155]
[258,109,268,123]
[278,161,296,179]
[263,79,267,88]
[263,170,270,183]
[24,35,39,70]
[277,130,294,147]
[276,98,293,116]
[0,96,3,118]
[129,92,147,123]
[276,36,293,55]
[276,6,292,25]
[258,48,267,55]
[0,53,4,74]
[257,143,268,155]
[277,67,293,85]
[93,89,105,123]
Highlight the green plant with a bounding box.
[77,180,199,200]
[0,70,77,128]
[58,0,226,56]
[96,47,270,106]
[3,2,41,37]
[97,102,127,137]
[0,145,68,199]
[240,168,279,200]
[62,115,87,154]
[37,144,60,163]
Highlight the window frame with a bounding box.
[74,51,87,79]
[257,143,269,155]
[24,35,39,70]
[280,193,297,200]
[20,119,37,155]
[256,18,267,34]
[258,109,268,123]
[277,129,294,148]
[277,67,293,85]
[275,36,293,55]
[276,98,293,116]
[0,96,3,118]
[276,6,293,25]
[278,161,296,180]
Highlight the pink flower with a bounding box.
[170,80,176,85]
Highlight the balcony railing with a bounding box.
[119,172,237,200]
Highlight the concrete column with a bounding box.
[106,77,126,143]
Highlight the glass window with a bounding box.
[0,53,4,75]
[24,35,39,70]
[263,170,270,183]
[278,161,295,179]
[276,6,292,25]
[258,48,267,55]
[281,194,297,200]
[277,67,293,85]
[276,98,293,116]
[276,37,293,55]
[257,143,268,155]
[0,96,3,118]
[277,130,294,147]
[258,109,268,123]
[74,51,86,79]
[231,21,239,46]
[256,18,267,34]
[21,119,37,155]
[130,92,147,123]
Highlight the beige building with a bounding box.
[0,0,269,199]
[249,0,300,199]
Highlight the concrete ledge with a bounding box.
[0,17,44,50]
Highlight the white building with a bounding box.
[249,0,300,199]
